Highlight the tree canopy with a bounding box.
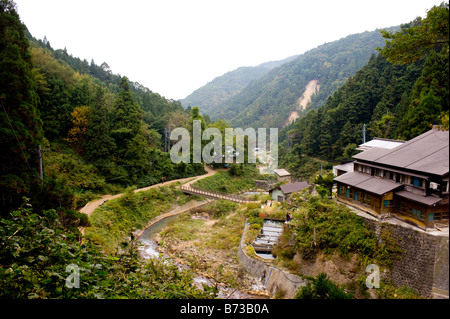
[0,0,44,212]
[378,2,449,65]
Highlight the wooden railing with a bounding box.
[180,184,255,203]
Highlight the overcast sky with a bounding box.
[14,0,444,100]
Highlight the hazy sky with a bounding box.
[14,0,443,100]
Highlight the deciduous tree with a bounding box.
[377,2,449,65]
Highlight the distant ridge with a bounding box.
[208,27,399,129]
[180,55,298,114]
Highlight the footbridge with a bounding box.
[180,185,256,204]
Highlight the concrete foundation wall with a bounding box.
[238,223,306,298]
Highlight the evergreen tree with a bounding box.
[84,87,117,177]
[302,110,320,156]
[30,47,75,140]
[397,50,448,138]
[111,77,143,160]
[0,0,44,212]
[190,106,206,131]
[400,90,442,139]
[318,112,333,159]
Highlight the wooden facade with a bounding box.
[335,128,449,229]
[270,181,310,202]
[336,184,393,216]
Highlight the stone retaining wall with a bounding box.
[362,217,449,298]
[239,214,448,299]
[238,222,307,298]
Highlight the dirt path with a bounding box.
[79,165,217,217]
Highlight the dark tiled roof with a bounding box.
[334,172,401,195]
[353,128,449,176]
[395,190,443,206]
[279,182,310,194]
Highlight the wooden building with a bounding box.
[334,127,449,229]
[270,181,310,202]
[273,169,292,183]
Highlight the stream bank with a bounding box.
[136,201,269,299]
[238,221,307,298]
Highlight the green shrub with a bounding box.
[85,186,190,253]
[295,273,353,299]
[212,200,237,218]
[193,164,259,194]
[281,197,400,267]
[0,201,215,299]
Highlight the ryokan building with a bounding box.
[334,127,449,229]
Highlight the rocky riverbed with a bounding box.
[138,209,269,299]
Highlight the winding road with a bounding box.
[79,165,218,217]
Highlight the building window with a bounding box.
[411,177,423,188]
[363,194,371,205]
[396,201,407,213]
[384,170,394,180]
[383,200,393,207]
[354,191,359,201]
[409,208,425,221]
[428,213,442,221]
[443,181,448,193]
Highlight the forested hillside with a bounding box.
[280,3,449,168]
[0,2,206,215]
[1,0,448,301]
[181,55,298,114]
[0,1,226,300]
[210,28,397,129]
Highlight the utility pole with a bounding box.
[362,123,366,144]
[37,145,50,181]
[164,127,171,153]
[38,145,43,181]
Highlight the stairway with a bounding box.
[251,220,284,254]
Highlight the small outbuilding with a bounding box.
[270,181,310,202]
[273,169,292,183]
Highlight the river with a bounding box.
[137,214,269,299]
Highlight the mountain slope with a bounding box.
[280,46,447,167]
[181,55,298,114]
[211,28,398,129]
